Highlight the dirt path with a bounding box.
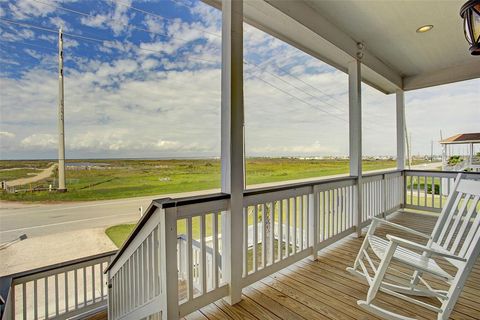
[6,164,57,187]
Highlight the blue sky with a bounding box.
[0,0,478,160]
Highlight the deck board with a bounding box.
[189,210,480,320]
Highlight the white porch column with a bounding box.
[348,59,362,237]
[396,90,406,170]
[221,0,244,305]
[470,143,474,167]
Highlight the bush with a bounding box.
[447,155,463,165]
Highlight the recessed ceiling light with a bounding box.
[416,25,434,33]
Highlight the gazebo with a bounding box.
[440,132,480,172]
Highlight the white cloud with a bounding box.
[0,27,35,42]
[79,0,133,36]
[405,80,480,156]
[0,0,478,160]
[0,131,15,139]
[251,142,339,156]
[6,0,74,19]
[21,133,56,149]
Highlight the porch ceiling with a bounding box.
[204,0,480,94]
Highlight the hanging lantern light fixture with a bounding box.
[460,0,480,55]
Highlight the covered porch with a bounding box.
[1,0,479,319]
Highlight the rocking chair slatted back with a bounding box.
[431,174,480,259]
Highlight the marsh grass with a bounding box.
[1,158,414,202]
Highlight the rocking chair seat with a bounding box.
[368,235,453,280]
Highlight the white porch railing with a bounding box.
[0,251,115,320]
[404,170,480,212]
[105,170,406,320]
[362,171,404,223]
[3,170,478,320]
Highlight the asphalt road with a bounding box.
[0,189,217,243]
[0,162,441,243]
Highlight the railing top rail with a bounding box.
[405,169,480,175]
[158,193,230,208]
[362,169,403,177]
[244,169,403,197]
[244,175,355,197]
[2,250,117,281]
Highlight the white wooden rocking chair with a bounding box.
[347,173,480,320]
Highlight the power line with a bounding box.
[15,0,395,125]
[1,11,394,131]
[247,70,390,133]
[48,0,348,118]
[270,57,393,123]
[245,60,348,116]
[246,71,348,123]
[30,0,91,18]
[246,48,393,123]
[0,18,387,131]
[0,18,219,64]
[0,39,56,52]
[27,0,376,122]
[29,0,196,45]
[0,18,58,34]
[170,0,195,11]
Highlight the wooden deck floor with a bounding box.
[183,211,480,320]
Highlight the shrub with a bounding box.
[447,155,463,165]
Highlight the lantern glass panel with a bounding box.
[465,17,472,43]
[473,5,480,42]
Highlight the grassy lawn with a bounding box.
[106,224,136,247]
[0,160,52,170]
[0,158,420,202]
[106,223,290,271]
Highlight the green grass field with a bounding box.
[0,168,42,181]
[0,158,412,202]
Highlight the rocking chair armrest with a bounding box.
[371,217,431,239]
[386,235,467,262]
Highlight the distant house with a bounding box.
[440,133,480,172]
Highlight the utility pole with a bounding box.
[404,124,412,169]
[57,28,66,192]
[431,140,433,162]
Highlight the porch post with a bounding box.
[348,59,362,237]
[470,142,474,167]
[396,90,406,170]
[221,0,244,305]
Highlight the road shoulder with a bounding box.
[0,228,116,276]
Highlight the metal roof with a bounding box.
[440,133,480,144]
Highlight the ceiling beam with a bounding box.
[403,60,480,91]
